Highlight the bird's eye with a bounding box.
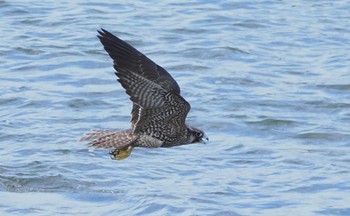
[195,131,203,138]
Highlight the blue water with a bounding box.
[1,1,350,215]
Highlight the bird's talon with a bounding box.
[110,147,134,160]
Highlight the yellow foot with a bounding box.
[110,146,134,160]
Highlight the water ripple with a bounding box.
[1,0,350,215]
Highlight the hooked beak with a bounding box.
[201,135,209,144]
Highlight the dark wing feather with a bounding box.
[97,29,180,94]
[97,29,190,134]
[116,66,191,133]
[97,28,182,128]
[133,93,190,134]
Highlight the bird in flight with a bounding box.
[80,29,208,160]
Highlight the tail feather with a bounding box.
[79,129,116,142]
[80,129,137,149]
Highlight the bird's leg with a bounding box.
[110,146,134,160]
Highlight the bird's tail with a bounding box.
[79,129,137,149]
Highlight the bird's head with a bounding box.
[188,127,209,144]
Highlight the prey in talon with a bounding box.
[110,146,134,160]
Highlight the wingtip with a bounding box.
[97,28,108,37]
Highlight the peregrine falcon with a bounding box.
[80,29,208,160]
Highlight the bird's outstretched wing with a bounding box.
[97,29,190,134]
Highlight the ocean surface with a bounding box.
[1,0,350,215]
